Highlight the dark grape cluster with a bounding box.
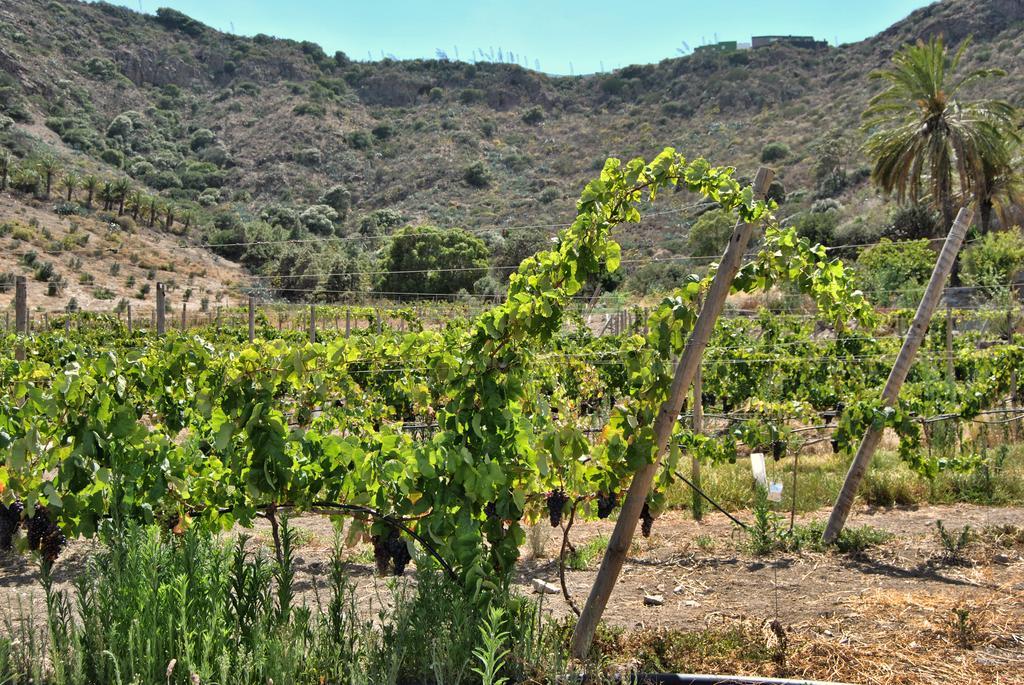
[546,489,568,527]
[372,527,412,576]
[25,507,67,562]
[771,440,787,461]
[639,503,655,538]
[389,533,411,576]
[484,501,498,522]
[372,533,391,575]
[0,499,25,550]
[596,492,618,519]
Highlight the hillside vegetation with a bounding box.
[1,0,1023,304]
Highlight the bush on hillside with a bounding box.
[760,142,790,163]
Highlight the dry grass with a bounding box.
[0,194,245,317]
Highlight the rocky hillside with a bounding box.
[0,0,1022,301]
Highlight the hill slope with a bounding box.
[0,0,1022,301]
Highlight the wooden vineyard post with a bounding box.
[822,206,973,544]
[345,308,351,338]
[691,363,704,522]
[945,304,955,385]
[155,282,166,335]
[127,300,133,334]
[309,304,316,344]
[181,302,187,330]
[14,275,27,361]
[248,295,256,343]
[570,167,773,658]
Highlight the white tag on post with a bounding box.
[750,452,768,489]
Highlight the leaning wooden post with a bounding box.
[691,363,704,522]
[570,167,773,658]
[248,295,256,343]
[14,275,27,361]
[309,303,316,343]
[822,206,973,544]
[155,282,166,335]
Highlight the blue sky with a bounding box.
[100,0,933,75]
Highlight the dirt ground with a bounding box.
[3,503,1023,684]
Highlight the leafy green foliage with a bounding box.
[379,225,490,294]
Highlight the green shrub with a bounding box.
[371,123,395,140]
[794,209,839,246]
[521,106,545,125]
[379,225,490,294]
[961,229,1024,298]
[189,128,216,151]
[319,184,351,219]
[293,102,326,117]
[760,142,790,163]
[886,204,938,241]
[155,6,204,35]
[299,204,340,236]
[855,239,935,307]
[462,160,492,188]
[687,208,734,258]
[460,88,485,105]
[100,148,124,168]
[346,131,372,150]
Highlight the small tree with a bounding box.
[463,161,492,188]
[318,184,351,220]
[82,174,100,209]
[61,172,79,202]
[378,225,490,294]
[0,149,11,190]
[113,177,131,215]
[299,204,340,236]
[760,142,790,163]
[37,155,60,199]
[686,208,735,258]
[854,239,935,307]
[961,229,1024,299]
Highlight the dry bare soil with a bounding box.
[3,503,1023,684]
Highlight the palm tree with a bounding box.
[181,210,194,230]
[82,174,100,209]
[37,156,60,200]
[862,36,1019,233]
[113,177,131,215]
[99,181,115,211]
[0,150,11,191]
[164,205,175,231]
[61,172,80,202]
[126,190,144,220]
[148,197,159,227]
[976,141,1024,232]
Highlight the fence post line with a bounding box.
[691,363,704,522]
[570,167,774,659]
[248,295,256,343]
[945,304,955,385]
[14,275,27,361]
[155,282,166,335]
[822,206,974,544]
